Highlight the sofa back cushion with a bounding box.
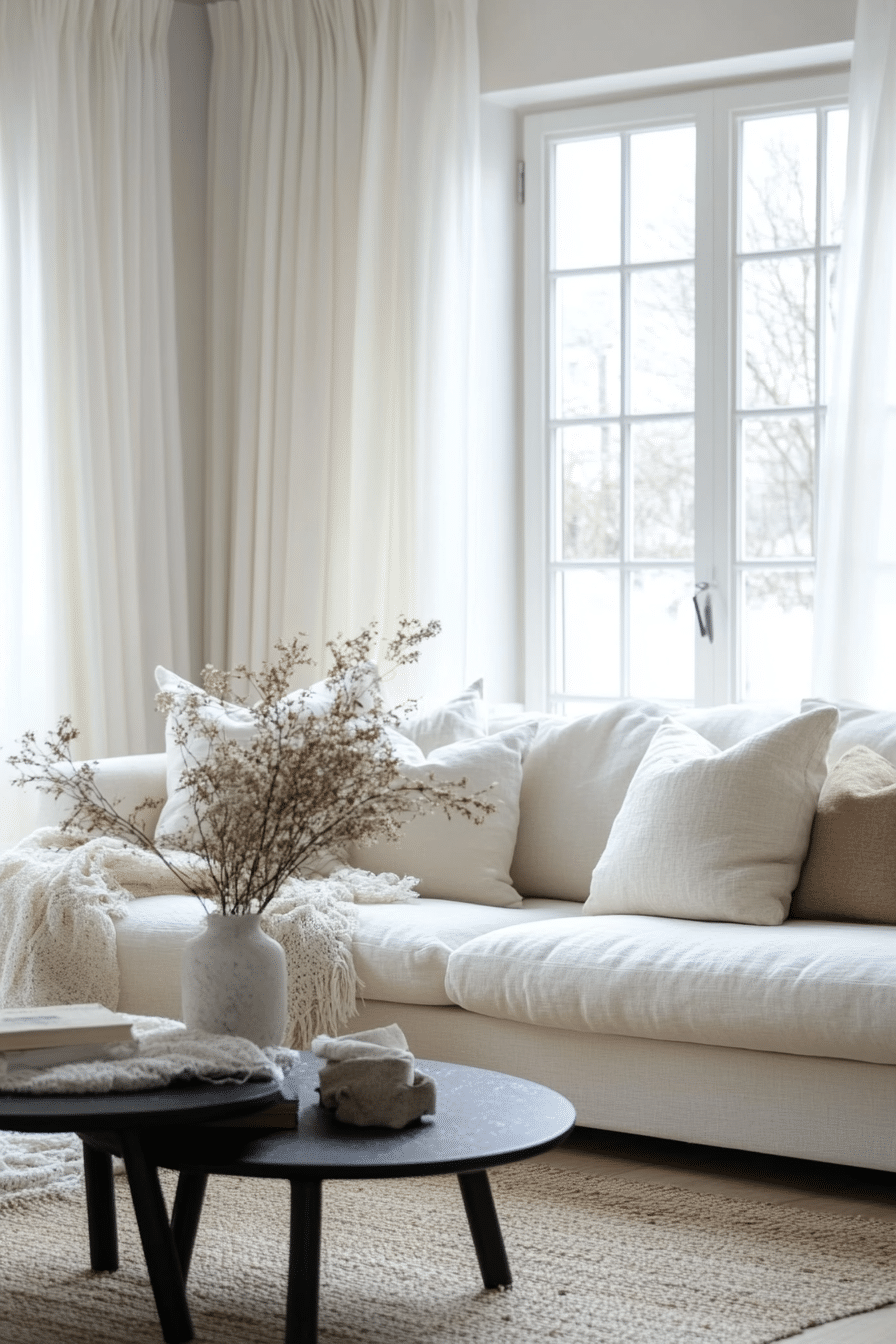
[802,698,896,768]
[510,699,793,902]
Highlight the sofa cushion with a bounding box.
[584,708,837,925]
[444,914,896,1065]
[509,699,793,902]
[114,893,584,1018]
[791,746,896,924]
[394,681,486,755]
[802,697,896,769]
[349,726,536,907]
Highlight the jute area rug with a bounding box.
[2,1149,896,1344]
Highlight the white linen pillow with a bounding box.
[153,663,376,849]
[394,680,486,756]
[584,707,838,926]
[348,725,536,908]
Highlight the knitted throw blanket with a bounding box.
[0,828,418,1049]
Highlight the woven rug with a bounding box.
[2,1156,896,1344]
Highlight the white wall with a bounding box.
[478,0,857,94]
[169,2,211,681]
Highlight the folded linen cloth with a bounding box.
[0,1014,298,1095]
[311,1024,436,1129]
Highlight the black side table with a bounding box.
[129,1056,577,1344]
[0,1076,284,1343]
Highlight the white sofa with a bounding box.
[39,695,896,1174]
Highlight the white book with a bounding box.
[0,1004,134,1052]
[1,1041,135,1071]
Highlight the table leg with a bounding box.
[82,1140,118,1272]
[117,1130,194,1344]
[285,1178,323,1344]
[457,1169,512,1289]
[171,1172,208,1283]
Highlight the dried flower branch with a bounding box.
[8,620,495,915]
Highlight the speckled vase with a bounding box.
[181,912,288,1048]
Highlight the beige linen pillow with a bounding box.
[584,707,838,926]
[791,745,896,923]
[349,725,536,907]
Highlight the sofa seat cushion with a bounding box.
[350,897,583,1004]
[114,893,584,1018]
[444,915,896,1065]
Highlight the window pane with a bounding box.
[630,126,695,263]
[825,108,849,246]
[630,265,694,414]
[741,416,814,559]
[631,419,694,559]
[741,571,813,702]
[629,569,694,700]
[740,113,816,252]
[555,569,620,697]
[554,137,621,271]
[560,425,620,560]
[555,273,621,417]
[740,257,816,409]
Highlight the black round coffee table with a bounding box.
[0,1076,285,1344]
[129,1055,576,1344]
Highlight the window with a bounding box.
[523,73,849,711]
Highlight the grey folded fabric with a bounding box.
[311,1024,436,1129]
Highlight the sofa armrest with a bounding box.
[35,753,168,840]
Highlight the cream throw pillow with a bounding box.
[393,681,486,756]
[584,707,838,926]
[349,725,536,907]
[791,745,896,924]
[153,662,376,851]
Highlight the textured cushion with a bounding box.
[349,726,536,907]
[394,681,486,755]
[350,897,583,1004]
[114,893,584,1017]
[791,746,896,924]
[585,708,838,925]
[509,699,792,902]
[802,698,896,769]
[444,914,896,1065]
[510,700,670,900]
[154,663,375,848]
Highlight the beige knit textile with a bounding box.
[792,744,896,923]
[0,828,417,1048]
[2,1164,895,1343]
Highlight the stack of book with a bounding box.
[0,1003,135,1071]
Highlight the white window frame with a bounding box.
[523,70,850,711]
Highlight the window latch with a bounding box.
[693,582,714,643]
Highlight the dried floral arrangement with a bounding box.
[8,619,495,915]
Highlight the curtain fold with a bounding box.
[205,0,480,696]
[813,0,896,708]
[0,0,190,843]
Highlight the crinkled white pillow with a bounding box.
[349,725,536,907]
[153,662,377,850]
[584,707,838,926]
[393,681,486,756]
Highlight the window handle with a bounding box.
[693,582,714,643]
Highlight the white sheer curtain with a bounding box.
[0,0,190,844]
[813,0,896,708]
[205,0,480,696]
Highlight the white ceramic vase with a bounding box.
[181,912,288,1048]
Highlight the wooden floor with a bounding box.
[527,1127,896,1342]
